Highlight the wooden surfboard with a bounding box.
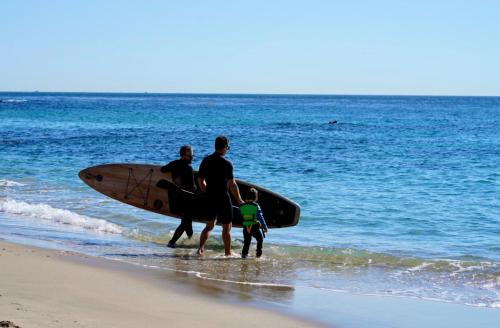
[79,164,300,228]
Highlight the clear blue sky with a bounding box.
[1,0,499,95]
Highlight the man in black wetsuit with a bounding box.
[197,136,243,256]
[161,145,195,248]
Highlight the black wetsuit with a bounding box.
[198,152,234,224]
[161,159,195,192]
[161,159,195,244]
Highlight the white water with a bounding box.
[0,198,123,234]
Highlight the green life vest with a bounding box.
[240,203,259,227]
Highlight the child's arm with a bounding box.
[256,205,268,231]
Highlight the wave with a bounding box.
[0,99,28,103]
[0,198,123,234]
[266,244,500,274]
[0,179,26,187]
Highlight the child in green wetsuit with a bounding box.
[239,188,268,258]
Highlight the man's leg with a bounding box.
[219,196,234,256]
[185,219,193,239]
[221,223,232,256]
[168,220,186,247]
[197,220,215,255]
[184,205,194,239]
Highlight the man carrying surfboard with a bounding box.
[161,145,195,248]
[197,136,244,256]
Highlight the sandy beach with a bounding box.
[0,240,322,328]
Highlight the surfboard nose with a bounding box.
[79,167,92,181]
[78,168,89,181]
[78,168,88,180]
[78,167,103,183]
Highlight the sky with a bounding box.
[1,0,500,96]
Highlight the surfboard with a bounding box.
[78,164,300,228]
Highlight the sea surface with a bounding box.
[1,92,499,315]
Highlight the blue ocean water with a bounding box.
[1,92,499,309]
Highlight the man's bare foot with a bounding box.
[197,248,204,256]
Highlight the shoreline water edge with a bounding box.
[1,239,499,328]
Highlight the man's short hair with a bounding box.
[215,136,229,150]
[179,144,192,156]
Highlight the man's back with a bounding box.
[198,153,233,195]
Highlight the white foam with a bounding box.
[0,198,123,234]
[193,272,294,288]
[0,179,26,187]
[407,262,433,272]
[0,99,27,103]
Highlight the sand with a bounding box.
[0,240,322,328]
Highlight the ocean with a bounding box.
[0,92,499,312]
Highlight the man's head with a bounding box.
[179,145,193,164]
[214,136,230,155]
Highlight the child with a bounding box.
[239,188,268,258]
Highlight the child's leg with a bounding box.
[252,226,264,257]
[242,227,252,258]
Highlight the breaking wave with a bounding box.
[0,99,28,103]
[0,179,26,187]
[0,198,123,234]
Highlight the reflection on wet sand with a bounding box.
[164,249,295,303]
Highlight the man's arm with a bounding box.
[198,158,207,193]
[197,176,207,193]
[160,162,173,173]
[226,161,242,204]
[228,179,243,205]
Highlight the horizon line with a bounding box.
[1,90,499,98]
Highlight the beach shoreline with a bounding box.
[0,239,324,328]
[1,238,499,328]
